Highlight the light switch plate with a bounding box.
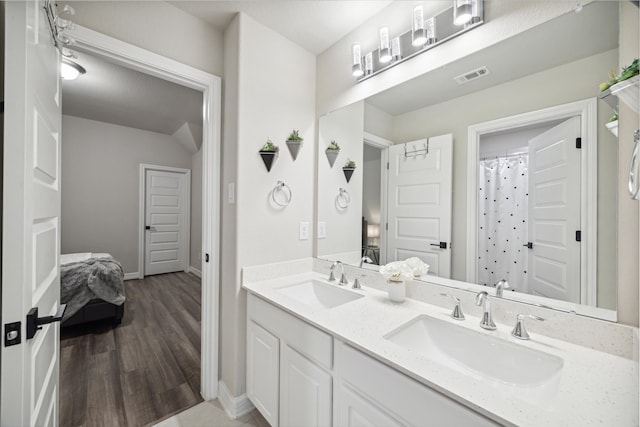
[318,222,326,239]
[299,222,309,240]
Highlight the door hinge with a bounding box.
[386,162,389,170]
[575,230,581,242]
[205,253,210,263]
[576,137,582,149]
[385,222,388,231]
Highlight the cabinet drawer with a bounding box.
[248,293,333,370]
[337,342,499,427]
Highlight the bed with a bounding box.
[60,253,126,327]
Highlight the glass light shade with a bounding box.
[453,0,473,26]
[367,224,380,239]
[425,17,437,44]
[468,0,481,24]
[351,43,364,77]
[391,37,401,60]
[61,59,86,80]
[412,5,427,47]
[364,52,374,75]
[378,26,392,64]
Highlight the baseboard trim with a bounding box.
[189,267,202,278]
[123,272,140,281]
[217,381,254,419]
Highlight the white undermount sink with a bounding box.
[385,315,564,408]
[276,279,363,309]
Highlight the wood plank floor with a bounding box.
[60,272,203,427]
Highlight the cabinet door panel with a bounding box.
[281,345,332,427]
[337,382,404,427]
[247,321,280,426]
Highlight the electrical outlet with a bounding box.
[318,222,326,239]
[299,222,309,240]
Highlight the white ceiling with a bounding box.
[169,0,393,55]
[62,50,203,140]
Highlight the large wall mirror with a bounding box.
[316,1,632,320]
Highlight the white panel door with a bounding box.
[386,135,453,277]
[247,321,280,427]
[528,117,581,303]
[144,169,188,275]
[2,1,62,426]
[280,345,332,427]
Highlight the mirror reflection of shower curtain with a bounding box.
[478,155,529,292]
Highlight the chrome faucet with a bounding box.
[511,313,544,340]
[441,293,465,320]
[359,256,373,268]
[475,291,496,330]
[328,261,349,286]
[495,279,510,297]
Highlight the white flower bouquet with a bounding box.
[379,261,414,283]
[404,257,430,277]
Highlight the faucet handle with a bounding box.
[353,274,365,289]
[440,293,465,320]
[339,272,349,286]
[511,313,544,340]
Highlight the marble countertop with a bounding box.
[242,271,638,427]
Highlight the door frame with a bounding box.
[363,132,393,264]
[67,25,222,400]
[466,98,598,306]
[138,164,191,277]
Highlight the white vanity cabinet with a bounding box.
[247,294,334,427]
[335,341,500,427]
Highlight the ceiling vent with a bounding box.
[454,66,490,85]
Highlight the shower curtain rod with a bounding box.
[480,151,527,161]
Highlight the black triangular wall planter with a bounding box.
[343,168,355,183]
[260,152,276,172]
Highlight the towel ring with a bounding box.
[272,180,292,207]
[336,188,350,209]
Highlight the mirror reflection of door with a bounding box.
[477,117,581,303]
[386,135,453,278]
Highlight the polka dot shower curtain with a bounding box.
[478,155,529,293]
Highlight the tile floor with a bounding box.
[153,399,269,427]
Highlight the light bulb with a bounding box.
[378,27,392,64]
[351,43,363,77]
[412,5,427,47]
[453,0,472,26]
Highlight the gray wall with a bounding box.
[61,115,196,274]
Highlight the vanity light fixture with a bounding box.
[412,5,427,46]
[351,43,364,77]
[61,58,86,80]
[378,27,392,64]
[352,0,483,81]
[453,0,473,26]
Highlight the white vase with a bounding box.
[387,279,406,302]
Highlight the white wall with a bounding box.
[69,1,224,77]
[317,101,364,262]
[364,103,393,141]
[61,115,194,274]
[221,13,317,397]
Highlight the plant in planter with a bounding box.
[325,140,340,167]
[599,59,639,91]
[342,158,356,183]
[259,139,279,172]
[286,129,304,160]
